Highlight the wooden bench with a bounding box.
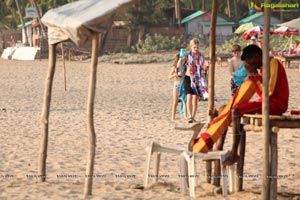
[216,54,233,67]
[274,54,300,68]
[235,114,300,199]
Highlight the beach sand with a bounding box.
[0,57,300,200]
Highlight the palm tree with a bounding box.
[227,0,231,18]
[174,0,181,26]
[15,0,29,45]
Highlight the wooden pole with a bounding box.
[61,43,67,91]
[209,0,218,185]
[84,32,100,196]
[270,131,278,199]
[38,43,57,182]
[236,132,246,191]
[262,1,271,199]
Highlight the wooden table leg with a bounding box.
[270,131,278,199]
[287,60,291,68]
[236,132,246,192]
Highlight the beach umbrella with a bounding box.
[273,26,300,54]
[273,26,300,36]
[234,22,256,34]
[240,26,264,40]
[278,17,300,29]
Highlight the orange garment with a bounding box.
[193,58,289,153]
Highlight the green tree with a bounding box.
[0,0,77,30]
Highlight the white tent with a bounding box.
[39,0,138,196]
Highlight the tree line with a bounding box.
[0,0,299,31]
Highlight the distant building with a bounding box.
[239,13,281,28]
[181,10,236,44]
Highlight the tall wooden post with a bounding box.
[38,43,57,182]
[61,43,67,91]
[236,132,246,191]
[262,1,271,199]
[270,131,278,199]
[207,0,218,185]
[84,32,100,196]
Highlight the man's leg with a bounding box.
[223,108,241,166]
[192,79,256,153]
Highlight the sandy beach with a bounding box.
[0,56,300,200]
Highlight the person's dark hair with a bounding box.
[241,45,262,61]
[232,44,241,52]
[173,53,180,67]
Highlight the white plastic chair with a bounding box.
[179,150,234,197]
[143,141,186,188]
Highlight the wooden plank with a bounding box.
[240,113,300,199]
[270,121,300,128]
[243,114,300,120]
[242,114,300,129]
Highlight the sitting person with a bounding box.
[294,43,300,54]
[289,43,297,54]
[192,45,289,167]
[289,43,300,55]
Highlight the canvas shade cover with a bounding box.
[41,0,137,46]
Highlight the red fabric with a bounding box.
[200,132,214,150]
[236,59,289,115]
[268,61,289,113]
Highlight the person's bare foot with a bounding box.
[223,152,239,167]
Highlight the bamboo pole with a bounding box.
[84,32,100,196]
[262,1,271,199]
[209,0,218,185]
[38,43,57,182]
